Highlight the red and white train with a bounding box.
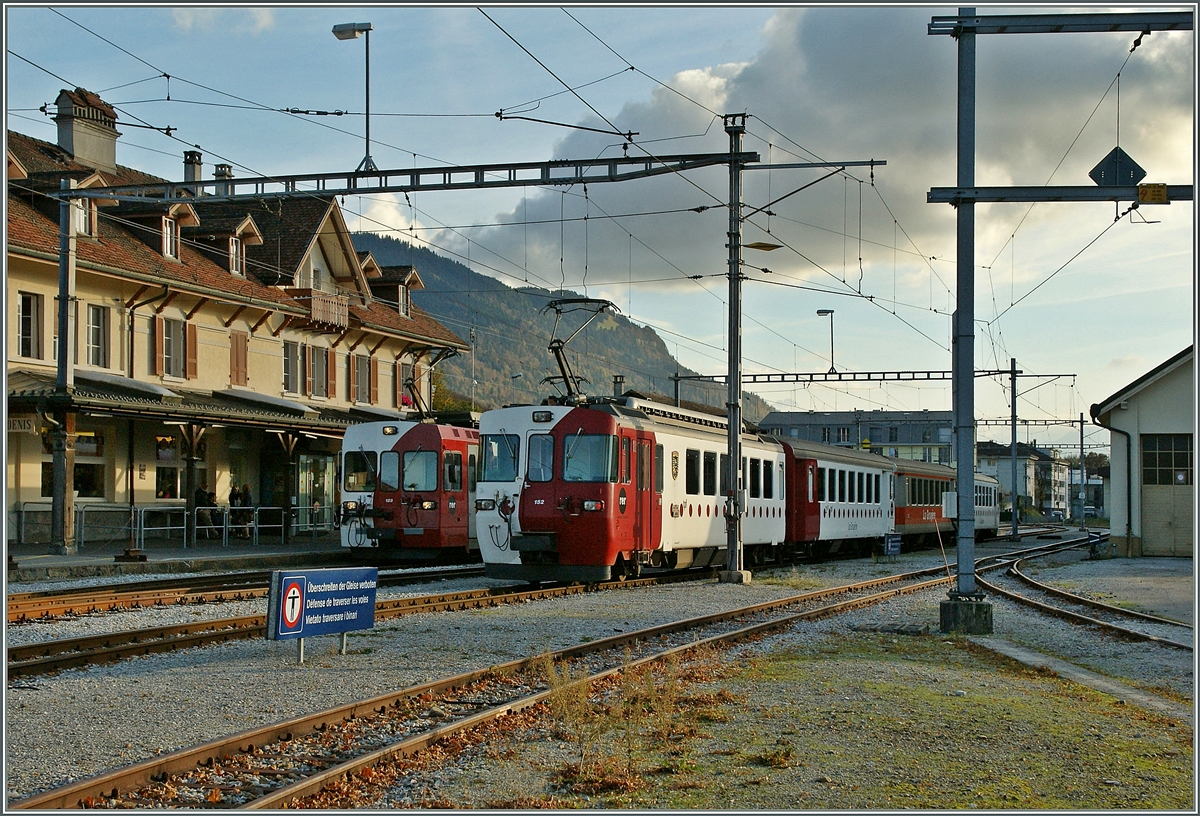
[475,396,999,583]
[340,419,480,562]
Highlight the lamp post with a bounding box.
[817,309,835,374]
[332,22,377,172]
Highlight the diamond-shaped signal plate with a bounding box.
[1089,146,1146,187]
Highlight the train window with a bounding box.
[343,451,376,492]
[468,453,477,493]
[703,451,717,496]
[838,470,846,503]
[866,471,872,503]
[857,472,864,503]
[749,458,761,499]
[847,470,855,503]
[763,461,774,500]
[828,468,835,501]
[403,450,438,491]
[563,434,618,483]
[481,434,519,482]
[527,434,554,482]
[622,437,632,484]
[817,467,826,501]
[720,454,731,495]
[685,449,700,495]
[444,451,464,492]
[875,474,881,504]
[655,445,664,494]
[380,451,401,492]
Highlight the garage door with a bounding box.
[1141,485,1194,557]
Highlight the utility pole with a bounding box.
[1079,412,1086,532]
[51,178,78,556]
[720,113,749,584]
[1010,357,1019,540]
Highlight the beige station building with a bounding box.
[6,87,468,552]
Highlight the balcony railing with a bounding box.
[289,288,349,329]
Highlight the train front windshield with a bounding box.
[563,434,618,483]
[481,434,520,482]
[344,451,377,492]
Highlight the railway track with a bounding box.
[6,566,487,623]
[8,536,1091,809]
[977,542,1192,652]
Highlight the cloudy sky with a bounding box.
[6,5,1194,450]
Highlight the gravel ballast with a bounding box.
[4,547,1193,807]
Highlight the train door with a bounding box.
[635,439,654,554]
[466,444,478,546]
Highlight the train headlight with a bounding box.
[532,410,553,423]
[343,500,359,512]
[421,500,438,511]
[476,498,496,511]
[582,500,605,512]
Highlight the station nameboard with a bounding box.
[266,567,378,641]
[883,533,902,557]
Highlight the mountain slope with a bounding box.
[351,233,776,422]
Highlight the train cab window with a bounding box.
[817,467,826,501]
[685,449,700,495]
[380,451,401,492]
[444,451,464,492]
[749,458,761,499]
[857,472,865,503]
[527,434,554,483]
[468,453,478,493]
[564,434,618,483]
[838,470,846,503]
[621,437,632,483]
[403,450,438,491]
[343,451,377,492]
[764,461,774,499]
[703,451,717,496]
[481,434,519,482]
[654,444,664,493]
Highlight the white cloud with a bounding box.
[171,8,275,34]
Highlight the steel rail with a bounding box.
[1008,560,1192,630]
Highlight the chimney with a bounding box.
[184,150,203,183]
[612,374,625,398]
[54,87,120,174]
[214,164,234,196]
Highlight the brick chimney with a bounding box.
[214,163,234,196]
[54,87,120,174]
[184,150,203,183]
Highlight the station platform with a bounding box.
[5,533,355,584]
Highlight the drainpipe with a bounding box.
[1090,405,1129,558]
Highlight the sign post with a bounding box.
[267,566,378,663]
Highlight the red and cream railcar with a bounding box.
[780,439,894,557]
[340,420,480,562]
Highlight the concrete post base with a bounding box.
[49,543,78,556]
[718,570,753,584]
[940,599,993,634]
[115,549,149,563]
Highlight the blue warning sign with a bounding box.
[267,567,378,640]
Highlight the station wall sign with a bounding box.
[266,567,378,641]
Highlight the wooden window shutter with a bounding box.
[304,344,312,395]
[153,315,164,376]
[369,357,378,404]
[394,361,403,407]
[186,322,198,379]
[348,353,357,401]
[230,330,248,386]
[326,348,336,398]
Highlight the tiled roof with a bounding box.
[57,87,118,121]
[7,129,465,350]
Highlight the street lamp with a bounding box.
[817,309,835,374]
[332,22,377,172]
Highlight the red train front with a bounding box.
[341,420,479,562]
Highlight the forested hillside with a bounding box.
[351,233,776,422]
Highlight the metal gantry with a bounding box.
[927,7,1193,620]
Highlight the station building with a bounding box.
[6,87,468,550]
[975,441,1069,521]
[1090,346,1194,557]
[758,409,955,465]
